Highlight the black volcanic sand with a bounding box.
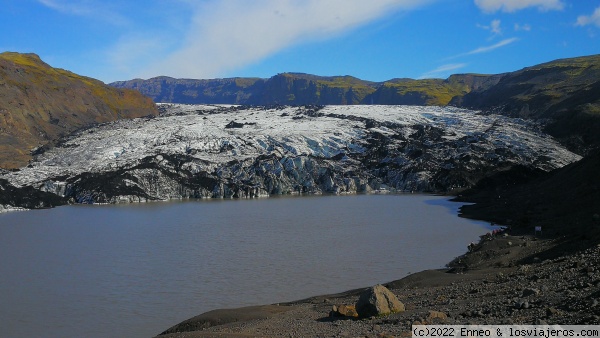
[157,153,600,337]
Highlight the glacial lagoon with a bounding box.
[0,194,491,338]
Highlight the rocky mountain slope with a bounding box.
[0,104,580,210]
[453,54,600,153]
[0,52,158,169]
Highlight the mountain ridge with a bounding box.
[110,71,496,106]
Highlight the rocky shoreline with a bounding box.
[155,221,600,337]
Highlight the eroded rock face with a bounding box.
[0,104,581,209]
[355,284,405,318]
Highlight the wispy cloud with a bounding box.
[576,6,600,27]
[37,0,128,25]
[514,23,532,31]
[138,0,432,79]
[474,0,564,13]
[465,38,519,55]
[490,19,502,35]
[477,19,502,37]
[106,35,166,77]
[38,0,92,15]
[445,38,519,61]
[419,63,467,79]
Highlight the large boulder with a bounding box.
[355,284,405,318]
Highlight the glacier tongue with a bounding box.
[0,104,582,205]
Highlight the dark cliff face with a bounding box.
[111,76,266,104]
[112,73,494,106]
[254,74,376,105]
[0,52,159,169]
[112,73,380,105]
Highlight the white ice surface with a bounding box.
[2,104,581,188]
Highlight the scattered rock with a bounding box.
[519,265,531,272]
[330,304,358,318]
[546,307,559,316]
[514,300,530,309]
[356,285,405,318]
[427,310,448,322]
[224,121,245,129]
[522,288,540,297]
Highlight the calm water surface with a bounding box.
[0,194,490,338]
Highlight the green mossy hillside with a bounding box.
[0,52,158,169]
[456,54,600,153]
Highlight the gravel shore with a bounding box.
[156,229,600,337]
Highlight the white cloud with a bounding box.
[478,19,502,36]
[576,7,600,27]
[490,19,502,35]
[514,23,532,31]
[140,0,431,79]
[419,63,467,79]
[474,0,564,13]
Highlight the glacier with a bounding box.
[0,104,581,208]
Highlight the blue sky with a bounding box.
[1,0,599,83]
